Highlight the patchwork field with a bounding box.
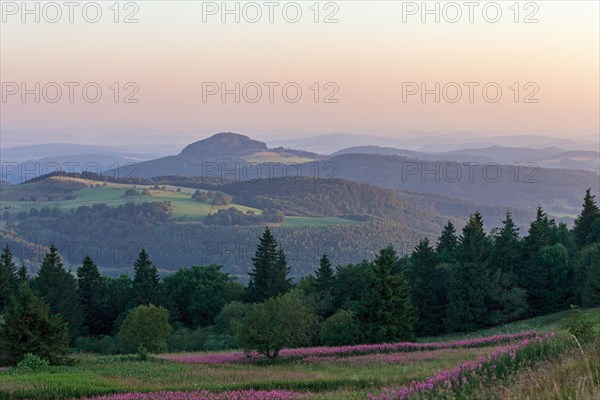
[0,177,356,227]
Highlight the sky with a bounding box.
[1,0,599,148]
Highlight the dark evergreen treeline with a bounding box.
[1,190,599,364]
[404,189,600,335]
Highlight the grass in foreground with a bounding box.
[1,309,598,400]
[0,346,496,399]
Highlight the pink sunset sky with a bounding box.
[1,1,598,146]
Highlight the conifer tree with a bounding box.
[521,207,557,316]
[457,211,490,264]
[17,263,29,282]
[446,213,489,332]
[248,227,279,302]
[358,246,414,343]
[132,249,160,306]
[486,211,527,325]
[247,228,291,302]
[34,245,83,339]
[272,247,293,297]
[573,240,600,307]
[573,188,600,247]
[490,211,522,277]
[77,255,106,336]
[314,253,336,319]
[436,221,458,263]
[0,245,18,310]
[408,238,445,336]
[0,283,69,365]
[315,253,334,294]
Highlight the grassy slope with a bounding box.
[0,347,494,400]
[1,309,598,400]
[418,308,600,343]
[479,340,600,400]
[1,177,356,226]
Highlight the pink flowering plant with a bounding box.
[162,332,537,365]
[79,389,307,400]
[368,332,560,400]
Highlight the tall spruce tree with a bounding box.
[358,246,415,343]
[486,211,527,325]
[446,212,489,332]
[491,212,522,277]
[313,253,336,319]
[17,263,29,282]
[0,245,18,310]
[573,189,600,247]
[272,248,292,297]
[132,249,160,306]
[436,221,458,263]
[521,207,557,316]
[315,254,334,294]
[457,211,490,264]
[34,245,83,339]
[248,227,291,302]
[77,255,106,336]
[408,238,445,336]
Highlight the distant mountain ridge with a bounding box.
[5,132,599,219]
[332,145,599,173]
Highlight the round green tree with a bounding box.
[118,304,172,353]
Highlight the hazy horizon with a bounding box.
[2,1,599,150]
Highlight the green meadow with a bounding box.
[1,309,598,400]
[0,178,356,226]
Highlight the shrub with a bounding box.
[235,290,317,359]
[16,353,49,371]
[564,306,595,343]
[0,283,69,365]
[214,301,251,335]
[320,310,361,346]
[167,327,211,352]
[203,334,238,351]
[118,304,172,353]
[74,335,125,355]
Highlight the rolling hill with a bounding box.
[103,132,599,217]
[107,132,322,180]
[1,174,542,276]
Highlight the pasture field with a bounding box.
[0,177,356,227]
[1,309,598,400]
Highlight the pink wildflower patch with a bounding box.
[368,332,553,400]
[162,332,537,365]
[80,389,307,400]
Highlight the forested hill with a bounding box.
[295,154,600,216]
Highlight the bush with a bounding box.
[16,353,50,371]
[320,310,361,346]
[167,327,211,352]
[564,306,595,343]
[167,326,238,352]
[235,290,317,359]
[0,284,69,365]
[117,304,172,353]
[214,301,251,335]
[74,336,124,355]
[203,334,238,351]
